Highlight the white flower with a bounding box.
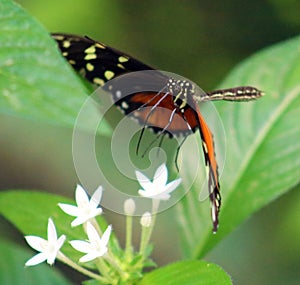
[25,218,66,266]
[58,184,103,227]
[136,163,182,200]
[70,223,112,263]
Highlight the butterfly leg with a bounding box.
[140,108,176,157]
[135,92,170,155]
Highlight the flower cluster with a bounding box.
[25,184,108,268]
[24,163,181,284]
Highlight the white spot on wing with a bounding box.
[121,101,129,109]
[115,90,122,98]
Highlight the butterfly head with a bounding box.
[167,78,196,111]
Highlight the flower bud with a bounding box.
[124,198,136,216]
[140,212,152,227]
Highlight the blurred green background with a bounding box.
[1,0,300,284]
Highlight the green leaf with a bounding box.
[0,190,117,262]
[178,35,300,257]
[0,0,111,135]
[0,238,71,285]
[138,260,232,285]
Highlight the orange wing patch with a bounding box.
[124,92,199,135]
[196,109,221,233]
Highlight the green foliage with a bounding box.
[0,239,71,285]
[178,35,300,258]
[0,190,112,261]
[0,0,110,135]
[138,260,232,285]
[1,0,300,284]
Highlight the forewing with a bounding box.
[51,33,154,86]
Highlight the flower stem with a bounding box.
[90,218,103,236]
[125,214,133,260]
[139,199,159,255]
[105,254,127,278]
[139,224,151,254]
[95,257,115,282]
[152,199,160,213]
[58,252,106,282]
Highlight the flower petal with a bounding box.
[79,252,100,263]
[96,247,108,257]
[164,178,182,194]
[70,216,87,227]
[153,164,168,188]
[89,208,103,218]
[25,253,47,266]
[58,203,80,217]
[101,225,112,247]
[138,189,152,198]
[70,240,93,254]
[25,236,47,252]
[47,218,57,242]
[135,170,152,191]
[86,222,101,245]
[47,252,58,265]
[75,184,90,208]
[56,235,66,250]
[90,186,103,208]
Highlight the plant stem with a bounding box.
[139,199,159,255]
[58,252,107,283]
[125,214,133,260]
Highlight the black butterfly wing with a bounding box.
[51,33,155,86]
[52,33,179,130]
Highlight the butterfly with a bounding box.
[52,33,263,233]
